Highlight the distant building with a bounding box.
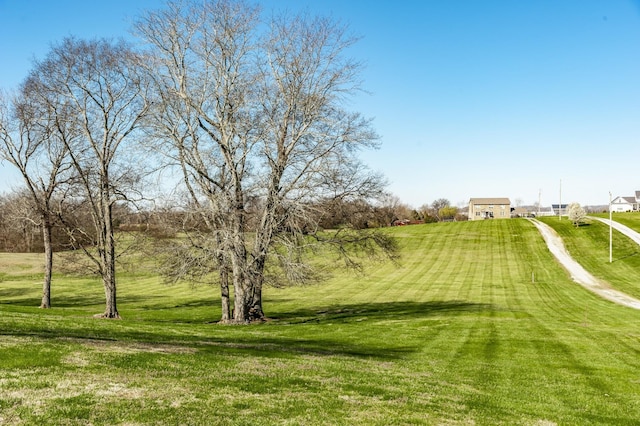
[468,198,511,220]
[511,205,555,217]
[535,206,557,217]
[610,196,638,212]
[551,204,569,216]
[511,207,531,218]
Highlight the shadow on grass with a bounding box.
[0,300,492,361]
[268,300,493,324]
[194,335,418,360]
[143,298,217,310]
[613,251,639,263]
[0,293,166,308]
[0,287,34,298]
[2,326,416,361]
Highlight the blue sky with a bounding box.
[1,0,639,208]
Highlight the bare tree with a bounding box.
[136,0,392,323]
[431,198,450,221]
[0,89,73,308]
[25,38,149,318]
[135,0,260,322]
[0,191,40,252]
[416,203,436,223]
[374,194,410,226]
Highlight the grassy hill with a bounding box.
[541,214,640,300]
[591,211,640,232]
[2,219,640,424]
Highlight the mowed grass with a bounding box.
[2,219,640,424]
[592,211,640,233]
[541,215,640,300]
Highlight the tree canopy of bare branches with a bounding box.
[0,87,73,308]
[135,0,391,323]
[23,38,150,318]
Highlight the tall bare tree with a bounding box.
[0,89,73,308]
[431,198,450,221]
[135,0,259,322]
[136,0,391,323]
[246,13,389,317]
[25,38,149,318]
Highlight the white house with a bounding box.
[610,196,637,212]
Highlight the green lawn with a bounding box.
[592,211,640,233]
[541,215,640,300]
[2,219,640,425]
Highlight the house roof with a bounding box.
[613,196,636,204]
[469,198,511,205]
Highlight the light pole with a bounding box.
[609,191,613,263]
[559,179,562,220]
[538,189,541,217]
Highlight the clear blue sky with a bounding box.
[1,0,639,208]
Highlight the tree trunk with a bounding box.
[249,177,280,322]
[40,215,53,309]
[230,238,251,323]
[249,279,264,321]
[101,268,120,319]
[99,197,120,319]
[230,189,251,324]
[232,268,250,324]
[219,266,231,323]
[100,251,120,318]
[248,259,266,321]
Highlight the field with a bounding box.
[2,217,640,424]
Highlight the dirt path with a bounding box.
[528,218,640,310]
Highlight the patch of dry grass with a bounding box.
[0,253,44,277]
[60,337,198,355]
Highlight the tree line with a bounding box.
[379,196,465,224]
[0,0,401,323]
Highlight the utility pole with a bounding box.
[559,179,562,220]
[538,189,541,217]
[609,191,613,263]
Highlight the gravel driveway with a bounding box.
[590,216,640,245]
[528,218,640,310]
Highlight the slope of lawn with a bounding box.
[2,219,640,425]
[591,211,640,233]
[540,215,640,300]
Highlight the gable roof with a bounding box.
[613,196,636,204]
[469,198,511,205]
